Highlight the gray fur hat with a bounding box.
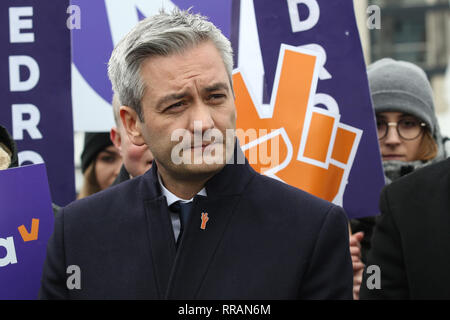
[367,58,437,136]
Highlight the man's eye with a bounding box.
[166,101,185,111]
[208,94,226,102]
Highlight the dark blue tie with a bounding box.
[170,201,193,241]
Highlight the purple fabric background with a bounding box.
[0,164,54,300]
[0,0,74,206]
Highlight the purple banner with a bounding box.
[0,164,54,300]
[232,0,385,218]
[0,0,75,206]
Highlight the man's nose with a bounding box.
[187,101,214,134]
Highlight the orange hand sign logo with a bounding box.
[200,212,209,230]
[233,44,362,205]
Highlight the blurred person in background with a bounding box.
[110,93,154,185]
[77,132,122,199]
[0,124,18,170]
[350,58,449,299]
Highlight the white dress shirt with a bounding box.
[157,174,207,240]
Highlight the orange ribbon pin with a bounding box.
[200,212,209,230]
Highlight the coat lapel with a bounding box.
[144,197,177,299]
[141,163,177,298]
[142,144,256,299]
[165,194,241,299]
[165,145,256,299]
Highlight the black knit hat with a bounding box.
[81,132,113,173]
[0,124,18,168]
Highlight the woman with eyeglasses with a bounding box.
[372,57,448,181]
[350,58,449,299]
[377,114,434,163]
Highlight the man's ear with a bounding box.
[120,106,146,146]
[110,127,121,151]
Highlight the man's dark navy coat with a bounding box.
[39,148,353,299]
[360,158,450,299]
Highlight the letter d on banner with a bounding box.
[287,0,320,33]
[9,56,40,92]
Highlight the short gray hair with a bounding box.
[108,9,234,121]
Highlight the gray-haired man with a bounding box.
[39,9,352,299]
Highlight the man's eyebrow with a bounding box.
[156,92,188,110]
[203,82,230,93]
[155,82,230,110]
